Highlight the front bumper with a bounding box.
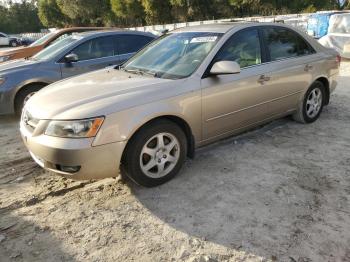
[20,121,127,180]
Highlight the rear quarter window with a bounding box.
[263,27,315,61]
[117,35,154,55]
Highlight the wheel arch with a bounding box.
[314,76,330,105]
[123,115,195,160]
[14,81,49,111]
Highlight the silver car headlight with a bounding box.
[0,55,11,63]
[45,117,104,138]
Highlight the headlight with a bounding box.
[0,56,10,63]
[45,117,104,138]
[0,77,5,85]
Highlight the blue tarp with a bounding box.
[307,13,333,38]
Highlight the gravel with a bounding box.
[0,62,349,262]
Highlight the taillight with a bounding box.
[336,55,341,67]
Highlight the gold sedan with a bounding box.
[21,23,340,187]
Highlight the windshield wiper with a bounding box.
[123,67,160,78]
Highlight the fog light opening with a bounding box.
[56,165,81,173]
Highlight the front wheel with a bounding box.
[15,85,44,116]
[123,120,187,187]
[293,81,326,124]
[10,41,17,47]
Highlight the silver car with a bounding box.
[21,23,340,187]
[0,30,155,115]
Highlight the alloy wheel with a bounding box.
[306,87,323,119]
[140,132,180,178]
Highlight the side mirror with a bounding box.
[64,53,78,63]
[210,61,241,75]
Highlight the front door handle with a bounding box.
[258,75,271,85]
[304,64,313,72]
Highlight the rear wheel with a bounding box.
[293,81,325,124]
[10,41,17,47]
[123,120,187,187]
[15,85,45,116]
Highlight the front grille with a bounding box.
[22,110,39,133]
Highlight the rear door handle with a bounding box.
[304,64,313,72]
[258,75,271,84]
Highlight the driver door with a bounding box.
[60,36,122,78]
[201,28,273,141]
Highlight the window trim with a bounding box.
[115,34,155,56]
[202,26,266,79]
[57,35,118,63]
[261,25,317,63]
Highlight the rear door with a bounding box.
[60,36,122,78]
[116,34,154,64]
[260,26,318,116]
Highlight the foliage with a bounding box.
[0,0,42,34]
[0,0,349,33]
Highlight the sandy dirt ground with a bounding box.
[0,63,350,262]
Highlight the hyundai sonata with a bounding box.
[21,23,340,187]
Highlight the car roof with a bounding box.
[172,22,258,33]
[172,22,311,36]
[76,30,155,38]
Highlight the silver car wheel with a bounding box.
[23,92,36,105]
[306,87,323,119]
[140,132,180,178]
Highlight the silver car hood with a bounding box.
[26,68,186,119]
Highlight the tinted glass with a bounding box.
[0,33,6,37]
[72,36,116,61]
[117,35,153,55]
[32,36,80,61]
[214,29,262,68]
[263,27,315,61]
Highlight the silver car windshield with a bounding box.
[123,32,223,79]
[31,36,81,61]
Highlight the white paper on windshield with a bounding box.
[190,36,218,43]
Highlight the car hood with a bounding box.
[26,68,188,120]
[0,46,41,60]
[0,58,40,75]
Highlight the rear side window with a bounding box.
[263,27,315,61]
[72,36,116,61]
[117,35,153,55]
[214,29,262,68]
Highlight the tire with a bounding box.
[293,81,326,124]
[14,85,44,116]
[10,41,17,47]
[123,119,187,187]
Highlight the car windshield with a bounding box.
[30,32,57,47]
[123,32,223,79]
[31,35,81,61]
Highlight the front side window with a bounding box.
[71,36,116,61]
[214,29,262,68]
[123,32,223,79]
[117,35,154,55]
[263,27,315,61]
[32,36,81,61]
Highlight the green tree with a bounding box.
[0,1,42,34]
[111,0,145,26]
[141,0,173,24]
[38,0,70,27]
[56,0,113,26]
